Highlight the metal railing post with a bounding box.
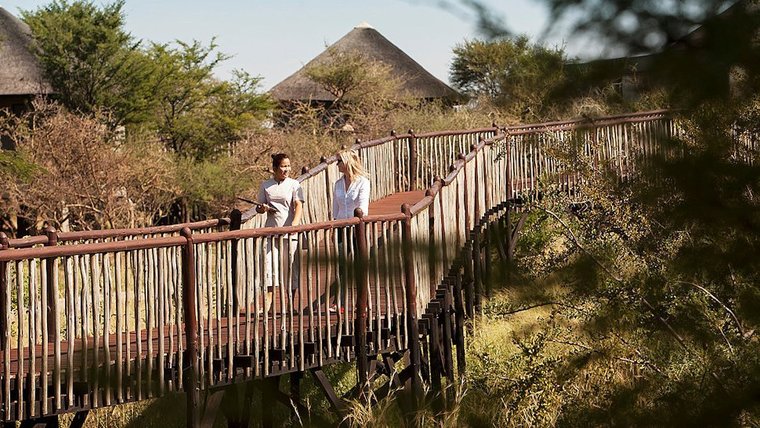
[181,227,200,428]
[353,208,370,399]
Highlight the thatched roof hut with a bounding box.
[270,22,460,103]
[0,7,53,110]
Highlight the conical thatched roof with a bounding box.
[0,7,52,96]
[270,23,459,102]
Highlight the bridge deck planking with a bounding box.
[367,191,425,215]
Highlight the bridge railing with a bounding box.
[242,128,499,228]
[502,110,679,203]
[0,235,191,420]
[0,211,419,421]
[0,110,694,423]
[5,219,231,249]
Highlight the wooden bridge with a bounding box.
[0,110,678,427]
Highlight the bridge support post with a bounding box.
[262,376,280,428]
[353,209,370,400]
[462,241,475,319]
[401,204,422,403]
[229,209,241,317]
[0,233,7,354]
[452,272,467,375]
[181,227,200,428]
[472,225,483,312]
[441,286,455,389]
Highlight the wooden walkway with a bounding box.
[0,112,677,427]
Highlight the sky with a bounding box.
[1,0,577,90]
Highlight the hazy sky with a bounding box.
[1,0,576,90]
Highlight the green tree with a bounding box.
[449,36,567,119]
[146,40,272,159]
[21,0,154,127]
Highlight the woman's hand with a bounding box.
[256,203,276,214]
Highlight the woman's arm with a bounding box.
[292,199,303,226]
[292,182,305,225]
[358,177,370,216]
[332,180,340,219]
[256,183,268,214]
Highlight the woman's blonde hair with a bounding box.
[337,150,367,180]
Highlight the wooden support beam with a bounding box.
[290,372,303,413]
[453,273,467,376]
[261,376,280,428]
[66,410,90,428]
[401,204,422,402]
[310,369,348,417]
[224,381,254,428]
[200,389,225,428]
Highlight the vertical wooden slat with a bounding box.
[91,254,101,407]
[204,243,213,386]
[115,252,124,403]
[179,227,200,428]
[16,260,25,420]
[1,236,11,418]
[134,250,142,400]
[104,254,113,406]
[125,249,132,399]
[226,241,234,382]
[31,259,39,418]
[158,248,166,394]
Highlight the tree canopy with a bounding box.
[449,35,567,119]
[20,0,272,159]
[22,0,152,127]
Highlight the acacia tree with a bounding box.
[144,40,271,160]
[449,35,567,119]
[302,48,405,135]
[22,0,155,127]
[22,1,272,161]
[2,101,176,231]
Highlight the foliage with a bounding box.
[298,48,409,135]
[21,0,154,127]
[21,1,272,161]
[2,100,177,231]
[144,41,272,159]
[172,156,255,217]
[449,36,567,120]
[442,0,760,424]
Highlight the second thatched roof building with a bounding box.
[270,22,460,103]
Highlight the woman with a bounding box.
[257,153,304,311]
[329,150,370,312]
[332,150,370,219]
[257,153,303,227]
